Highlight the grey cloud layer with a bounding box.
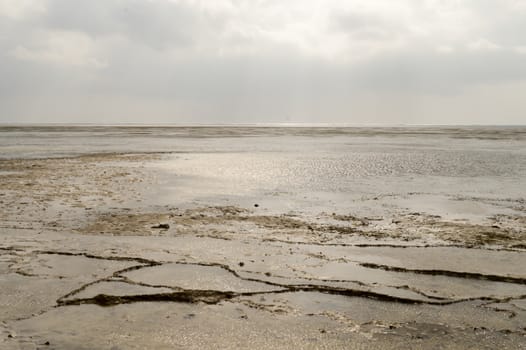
[1,0,525,124]
[42,0,218,49]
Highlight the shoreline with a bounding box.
[1,130,525,348]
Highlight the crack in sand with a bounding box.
[259,237,526,252]
[3,247,526,310]
[359,262,526,285]
[20,249,520,310]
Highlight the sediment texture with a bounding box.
[1,127,525,349]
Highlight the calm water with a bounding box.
[1,125,525,159]
[1,126,525,209]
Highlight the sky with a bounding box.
[0,0,525,125]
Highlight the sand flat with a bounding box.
[1,126,525,349]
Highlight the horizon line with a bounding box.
[1,122,525,128]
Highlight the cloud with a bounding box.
[0,0,525,124]
[41,0,222,50]
[467,38,501,51]
[9,30,107,68]
[0,0,46,20]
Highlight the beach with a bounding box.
[1,126,525,349]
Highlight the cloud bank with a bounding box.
[1,0,525,124]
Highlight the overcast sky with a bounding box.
[1,0,525,124]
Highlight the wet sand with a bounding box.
[1,126,525,349]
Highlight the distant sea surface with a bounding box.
[1,125,525,159]
[1,124,525,226]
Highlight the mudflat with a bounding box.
[1,126,525,349]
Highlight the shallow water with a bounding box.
[1,125,525,349]
[1,125,525,158]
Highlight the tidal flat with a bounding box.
[1,126,525,349]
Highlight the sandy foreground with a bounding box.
[1,127,526,349]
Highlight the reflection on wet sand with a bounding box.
[1,126,525,349]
